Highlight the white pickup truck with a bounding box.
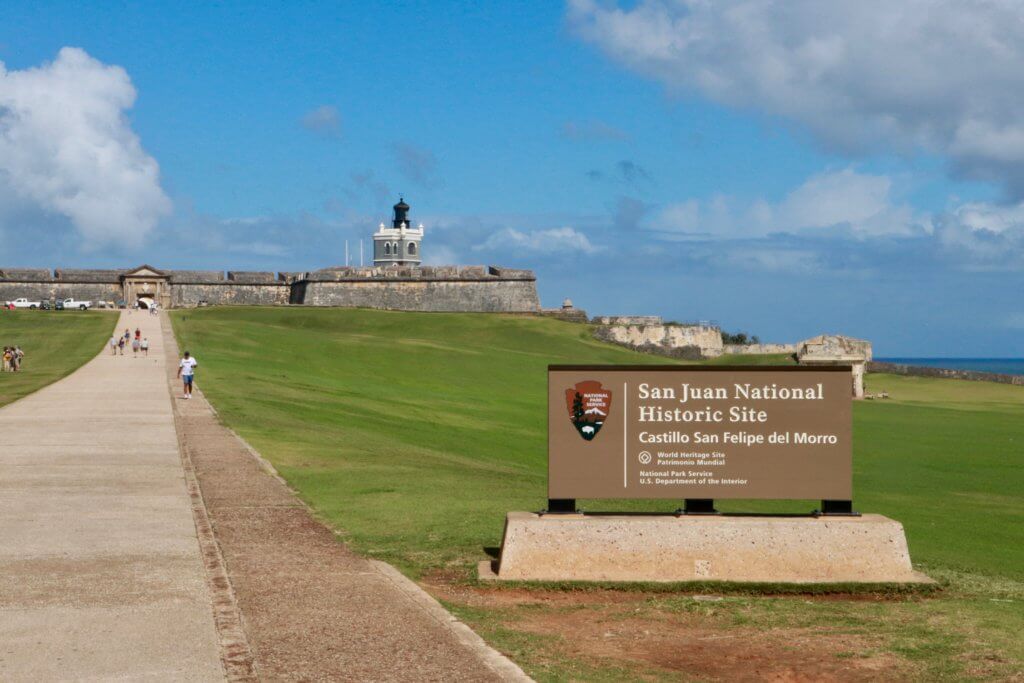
[4,297,42,309]
[60,298,92,310]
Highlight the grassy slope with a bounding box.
[172,308,672,571]
[0,311,116,407]
[171,307,1023,580]
[172,307,1024,680]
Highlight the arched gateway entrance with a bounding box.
[120,265,171,310]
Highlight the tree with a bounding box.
[572,392,585,424]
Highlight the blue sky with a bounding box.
[2,1,1024,356]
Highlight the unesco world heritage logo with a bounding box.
[565,381,613,441]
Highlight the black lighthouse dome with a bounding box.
[392,197,410,228]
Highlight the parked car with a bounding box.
[60,298,92,310]
[39,300,53,310]
[4,297,42,309]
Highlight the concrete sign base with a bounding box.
[481,512,932,584]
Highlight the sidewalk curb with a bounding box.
[165,311,534,682]
[162,312,258,682]
[370,560,534,683]
[207,402,534,682]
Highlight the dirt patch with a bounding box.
[422,570,918,680]
[513,606,907,682]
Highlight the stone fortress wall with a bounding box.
[0,269,123,303]
[866,361,1024,387]
[166,271,291,307]
[722,343,798,355]
[593,321,725,359]
[295,266,540,312]
[592,320,799,359]
[0,265,540,313]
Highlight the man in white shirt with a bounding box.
[177,351,198,399]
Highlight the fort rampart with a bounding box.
[867,361,1024,386]
[0,265,540,313]
[295,266,539,312]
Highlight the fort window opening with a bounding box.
[408,242,417,255]
[384,243,391,255]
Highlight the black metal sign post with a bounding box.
[544,498,577,514]
[816,499,860,516]
[680,498,718,515]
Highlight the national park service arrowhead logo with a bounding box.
[565,381,612,441]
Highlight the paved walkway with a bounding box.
[0,310,527,682]
[0,311,224,681]
[163,319,524,681]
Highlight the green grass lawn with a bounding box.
[171,307,1024,680]
[0,310,117,408]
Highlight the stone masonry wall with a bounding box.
[867,361,1024,386]
[2,264,540,313]
[722,343,797,355]
[592,315,663,326]
[541,308,589,323]
[594,324,724,359]
[300,279,540,312]
[0,281,121,303]
[171,283,290,307]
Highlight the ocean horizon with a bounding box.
[876,358,1024,376]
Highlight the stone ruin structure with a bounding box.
[591,317,725,360]
[591,321,873,397]
[796,334,873,398]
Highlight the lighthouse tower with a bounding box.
[373,197,423,267]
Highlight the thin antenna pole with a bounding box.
[345,240,349,266]
[360,240,364,267]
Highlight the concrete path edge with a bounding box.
[162,311,533,682]
[163,314,259,681]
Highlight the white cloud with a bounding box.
[944,201,1024,235]
[934,200,1024,270]
[475,226,603,255]
[300,105,341,138]
[0,47,171,250]
[569,0,1024,197]
[653,169,924,237]
[775,170,921,236]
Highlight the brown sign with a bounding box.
[549,366,852,500]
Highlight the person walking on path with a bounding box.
[135,327,141,342]
[131,337,140,357]
[141,337,149,356]
[118,337,125,355]
[110,335,118,355]
[177,351,198,399]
